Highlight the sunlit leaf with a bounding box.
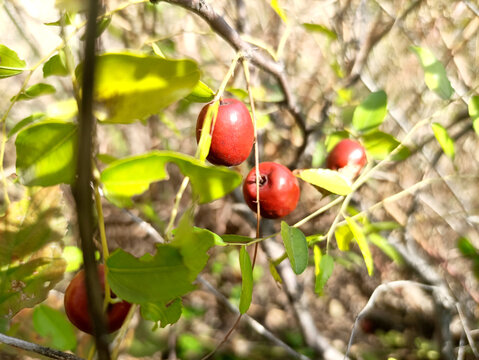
[325,131,349,152]
[314,246,334,295]
[43,52,69,77]
[14,83,56,101]
[368,233,403,265]
[411,46,453,100]
[281,222,308,275]
[141,298,182,328]
[432,122,455,160]
[352,90,387,133]
[335,224,353,251]
[33,305,76,351]
[16,121,77,186]
[295,168,352,195]
[239,246,253,314]
[185,81,215,103]
[270,0,288,23]
[468,96,479,135]
[345,216,373,276]
[0,45,26,78]
[7,113,46,139]
[62,246,83,272]
[197,101,219,162]
[100,150,241,205]
[362,131,410,161]
[76,52,200,123]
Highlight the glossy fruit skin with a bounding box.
[243,162,300,219]
[196,98,254,166]
[64,265,131,334]
[326,139,367,178]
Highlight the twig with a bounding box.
[72,0,110,358]
[456,303,479,357]
[0,333,83,360]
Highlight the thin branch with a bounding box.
[0,333,83,360]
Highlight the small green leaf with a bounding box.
[100,151,241,205]
[411,46,454,100]
[295,168,352,195]
[314,247,334,295]
[43,52,69,77]
[14,83,56,101]
[345,216,373,276]
[239,246,253,314]
[197,101,219,162]
[280,222,308,275]
[77,52,200,123]
[0,45,26,78]
[33,305,76,351]
[352,90,387,133]
[457,237,478,258]
[468,96,479,135]
[62,246,83,272]
[432,122,455,160]
[302,23,337,39]
[107,247,195,304]
[270,0,288,23]
[140,298,182,328]
[268,261,282,284]
[368,233,403,265]
[185,81,215,103]
[325,131,349,152]
[7,113,46,138]
[334,224,353,251]
[362,131,410,161]
[220,234,254,245]
[15,121,77,186]
[80,15,111,40]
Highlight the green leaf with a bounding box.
[100,150,242,205]
[363,221,400,233]
[468,96,479,135]
[197,101,219,162]
[80,15,111,40]
[345,216,373,276]
[172,211,215,281]
[107,247,195,304]
[239,246,253,314]
[334,224,353,251]
[33,305,76,351]
[362,131,410,161]
[270,0,288,23]
[7,113,46,138]
[314,247,334,295]
[0,45,26,78]
[325,131,349,152]
[268,261,282,284]
[14,83,56,101]
[15,121,77,186]
[352,90,387,133]
[185,81,215,103]
[432,122,455,160]
[62,246,83,272]
[140,298,182,328]
[368,233,403,265]
[411,46,454,100]
[302,23,337,39]
[280,222,308,275]
[457,237,478,258]
[294,168,352,195]
[220,234,254,245]
[43,52,69,77]
[77,52,200,123]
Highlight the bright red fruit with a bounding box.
[196,98,254,166]
[243,162,300,219]
[326,139,367,179]
[64,265,131,334]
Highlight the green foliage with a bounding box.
[469,95,479,135]
[220,234,254,245]
[281,222,308,275]
[185,81,215,103]
[295,168,353,195]
[431,123,455,160]
[302,23,337,39]
[43,52,69,77]
[411,46,453,100]
[352,90,387,133]
[362,131,410,161]
[345,216,374,276]
[0,45,26,78]
[7,113,46,138]
[314,246,334,295]
[100,150,242,206]
[33,305,77,351]
[141,298,183,329]
[270,0,288,23]
[76,52,200,123]
[14,83,56,101]
[15,121,77,186]
[62,246,84,272]
[239,246,253,314]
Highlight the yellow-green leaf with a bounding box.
[295,168,352,195]
[345,216,373,276]
[468,95,479,135]
[432,122,455,160]
[239,246,253,314]
[270,0,288,23]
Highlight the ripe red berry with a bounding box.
[326,139,367,179]
[64,265,131,334]
[243,162,300,219]
[196,98,254,166]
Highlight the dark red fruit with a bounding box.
[196,98,254,166]
[243,162,300,219]
[64,265,131,334]
[326,139,367,179]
